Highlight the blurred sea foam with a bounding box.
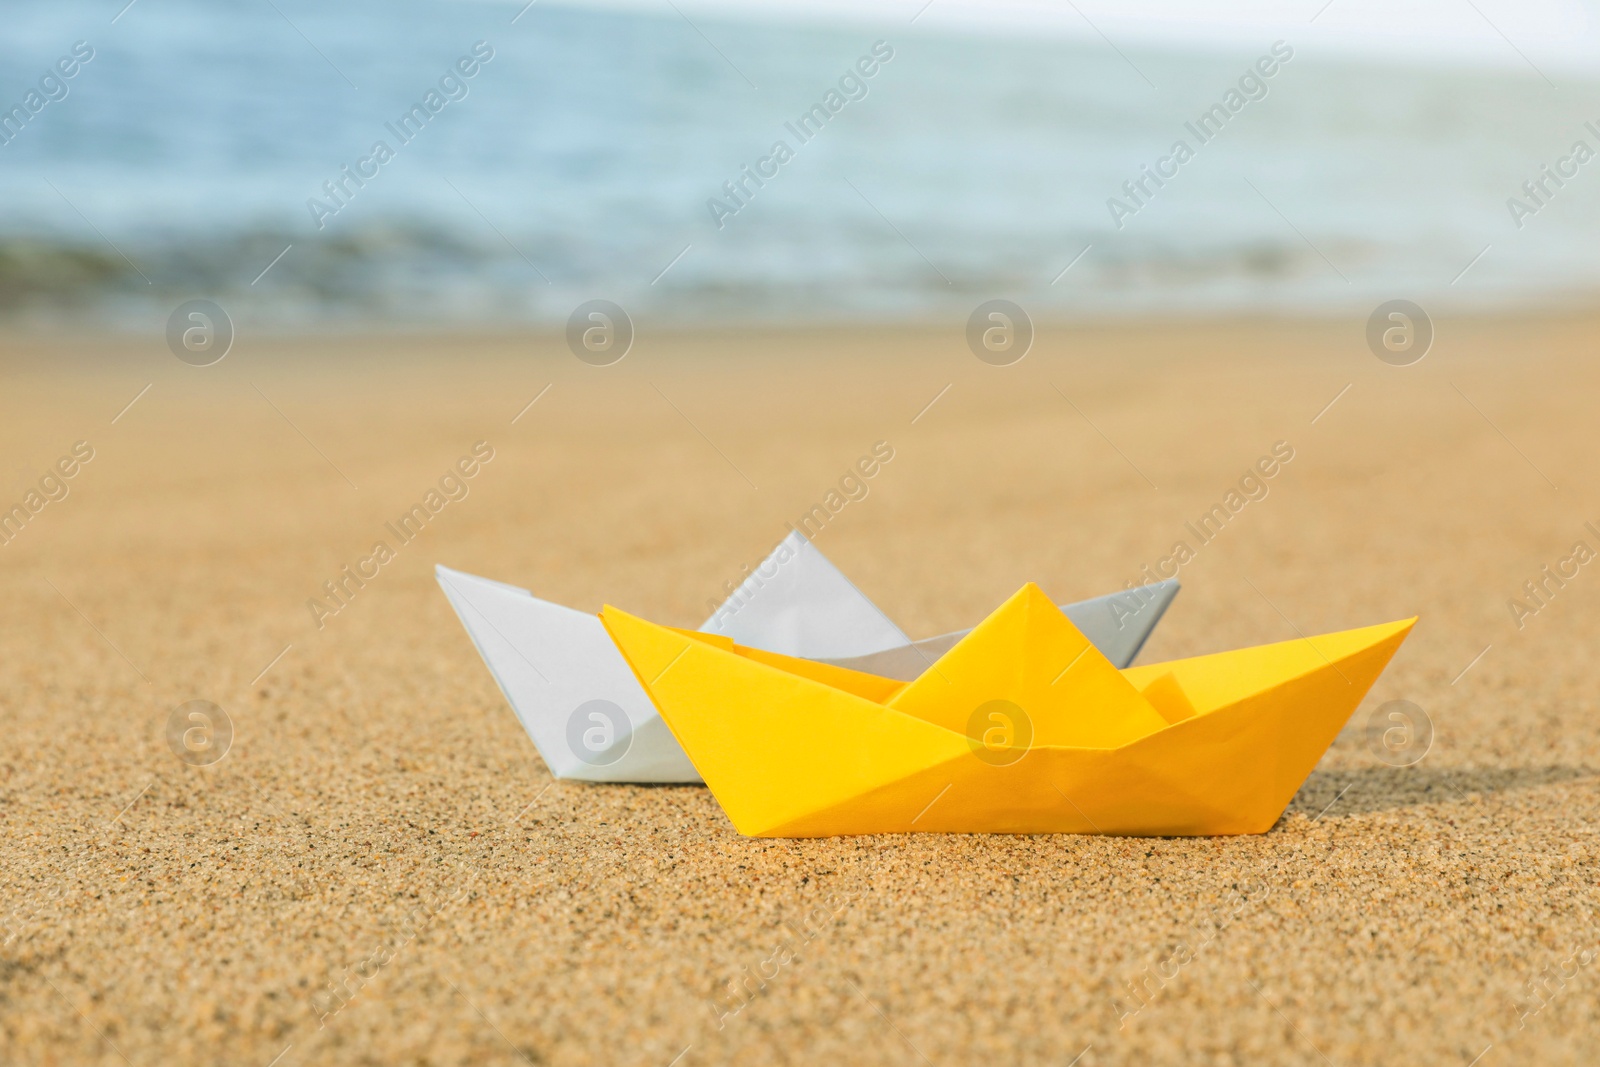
[3,0,1599,329]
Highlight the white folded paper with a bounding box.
[437,530,1178,783]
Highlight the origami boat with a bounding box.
[437,531,1179,784]
[600,583,1415,836]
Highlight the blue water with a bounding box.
[1,0,1597,327]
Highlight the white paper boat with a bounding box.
[436,530,1179,783]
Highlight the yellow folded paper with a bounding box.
[601,584,1415,838]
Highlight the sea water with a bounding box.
[1,0,1596,328]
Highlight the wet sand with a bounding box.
[2,316,1598,1065]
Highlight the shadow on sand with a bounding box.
[1287,763,1599,819]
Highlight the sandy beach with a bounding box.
[3,316,1598,1065]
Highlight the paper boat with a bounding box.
[600,583,1416,836]
[437,531,1179,784]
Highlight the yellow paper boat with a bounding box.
[600,584,1415,838]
